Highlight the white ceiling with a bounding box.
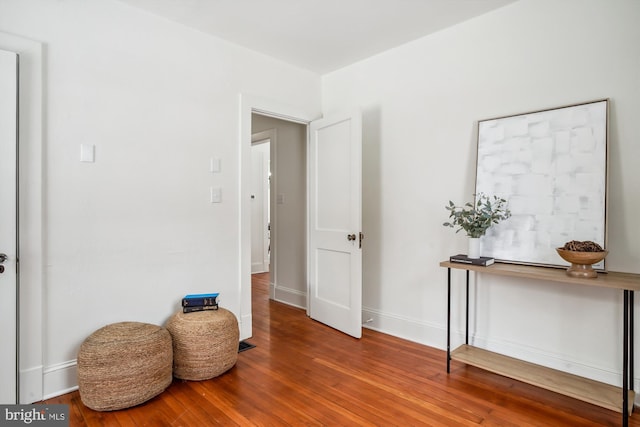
[117,0,516,74]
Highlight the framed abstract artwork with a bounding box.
[474,99,609,269]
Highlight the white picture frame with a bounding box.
[475,99,609,269]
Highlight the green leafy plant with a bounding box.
[443,193,511,238]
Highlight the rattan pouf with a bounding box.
[166,308,239,380]
[77,322,173,411]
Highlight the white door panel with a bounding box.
[0,48,18,404]
[316,248,351,307]
[316,119,352,230]
[309,112,362,338]
[251,142,270,273]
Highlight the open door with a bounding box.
[0,48,18,403]
[308,112,362,338]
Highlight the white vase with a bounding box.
[468,237,480,259]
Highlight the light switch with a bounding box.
[210,187,222,203]
[210,157,221,173]
[277,194,285,204]
[80,144,95,162]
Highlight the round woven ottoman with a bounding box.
[77,322,173,411]
[166,308,239,380]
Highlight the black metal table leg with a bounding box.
[466,270,469,345]
[631,291,634,394]
[624,290,629,427]
[447,268,451,373]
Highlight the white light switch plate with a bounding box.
[80,144,95,162]
[210,187,222,203]
[210,157,221,173]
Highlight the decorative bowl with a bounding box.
[556,248,608,278]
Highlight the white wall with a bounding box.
[0,0,321,401]
[323,0,640,391]
[252,114,307,308]
[4,0,639,403]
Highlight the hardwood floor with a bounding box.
[42,272,639,426]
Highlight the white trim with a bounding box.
[362,305,640,405]
[272,284,307,309]
[251,108,310,126]
[238,94,318,340]
[361,306,444,348]
[252,129,275,144]
[0,32,43,405]
[42,360,78,401]
[239,313,252,341]
[19,365,42,404]
[251,262,267,274]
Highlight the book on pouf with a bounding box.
[449,254,495,266]
[182,293,219,307]
[183,304,218,313]
[182,292,220,313]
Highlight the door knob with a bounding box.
[0,253,7,263]
[347,234,356,241]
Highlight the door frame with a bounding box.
[238,94,319,339]
[0,47,18,405]
[0,32,43,404]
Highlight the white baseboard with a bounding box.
[362,305,640,403]
[240,313,252,341]
[251,263,268,274]
[272,284,306,309]
[20,365,43,404]
[362,306,443,348]
[35,306,640,404]
[42,360,78,400]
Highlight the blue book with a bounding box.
[184,293,219,299]
[182,293,219,307]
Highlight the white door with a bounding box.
[251,141,270,273]
[0,48,18,404]
[309,112,362,338]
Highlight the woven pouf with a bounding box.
[166,308,239,380]
[77,322,173,411]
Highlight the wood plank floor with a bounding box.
[41,272,640,426]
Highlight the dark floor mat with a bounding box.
[238,341,256,352]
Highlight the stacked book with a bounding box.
[449,254,495,266]
[182,293,219,313]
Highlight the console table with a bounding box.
[441,260,640,427]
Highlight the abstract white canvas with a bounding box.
[475,99,608,268]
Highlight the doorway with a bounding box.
[239,95,315,340]
[239,95,363,341]
[251,113,307,310]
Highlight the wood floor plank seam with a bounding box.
[40,272,639,426]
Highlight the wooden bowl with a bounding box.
[556,248,608,278]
